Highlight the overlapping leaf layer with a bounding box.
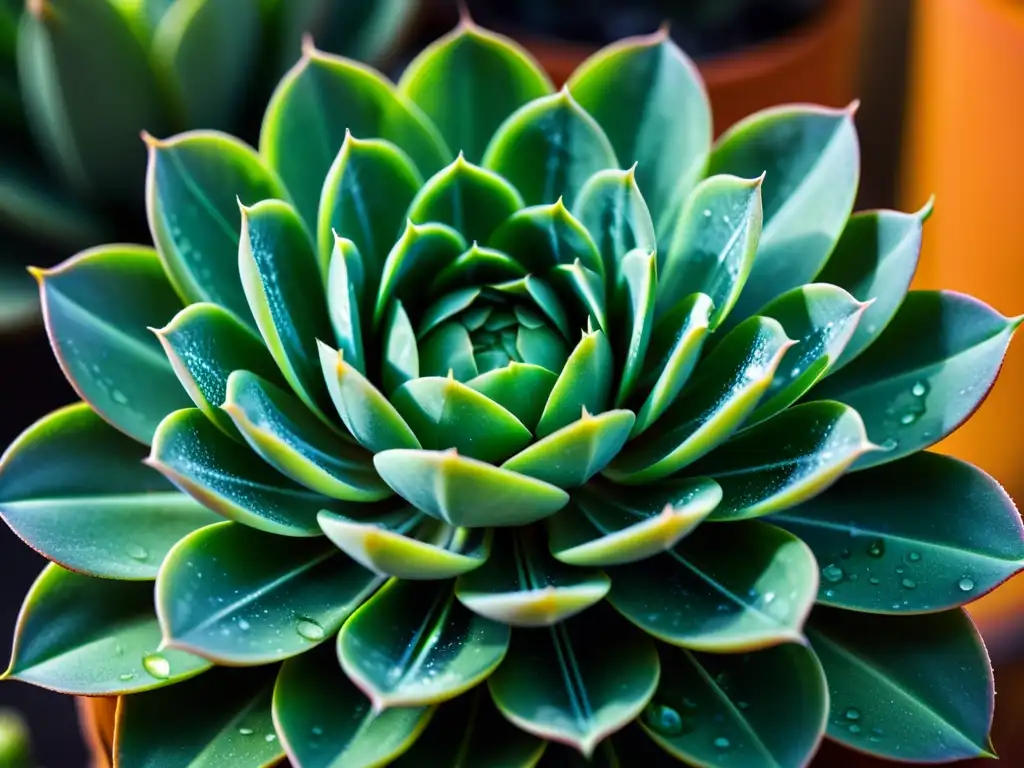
[2,18,1022,768]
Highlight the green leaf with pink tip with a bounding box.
[338,579,509,710]
[318,507,490,580]
[487,603,659,757]
[455,529,610,626]
[373,449,569,528]
[548,477,721,567]
[607,521,818,651]
[606,316,792,484]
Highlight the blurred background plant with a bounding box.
[0,709,31,768]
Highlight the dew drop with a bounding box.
[296,618,325,641]
[111,389,129,405]
[959,577,975,592]
[643,703,683,736]
[848,724,862,734]
[119,673,136,682]
[142,653,170,680]
[703,209,712,218]
[822,564,845,583]
[911,381,928,397]
[265,733,277,743]
[311,726,323,737]
[881,437,898,451]
[713,737,731,750]
[238,619,251,631]
[239,727,254,736]
[906,551,921,562]
[844,708,861,721]
[867,539,885,558]
[899,412,918,425]
[125,543,148,561]
[869,577,880,585]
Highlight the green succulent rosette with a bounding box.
[2,19,1023,768]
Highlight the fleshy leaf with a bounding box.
[115,666,283,768]
[260,43,449,230]
[148,408,338,537]
[816,203,928,370]
[613,249,657,405]
[317,132,422,279]
[772,452,1024,613]
[488,603,659,757]
[419,321,478,381]
[490,199,604,278]
[0,403,218,580]
[373,449,569,527]
[35,246,190,444]
[4,564,210,694]
[606,317,792,484]
[339,579,509,710]
[391,376,532,464]
[157,521,381,664]
[392,687,547,767]
[381,300,419,394]
[318,342,422,453]
[502,409,635,488]
[549,477,721,567]
[607,521,818,651]
[273,644,433,768]
[568,30,711,244]
[398,20,553,163]
[748,283,868,426]
[536,326,613,438]
[325,236,366,373]
[466,363,558,431]
[482,89,618,208]
[632,293,714,436]
[145,131,286,323]
[239,199,334,424]
[808,607,994,762]
[709,105,859,323]
[573,168,656,282]
[641,644,827,768]
[407,154,524,245]
[813,291,1021,469]
[154,302,285,438]
[318,508,490,580]
[375,221,467,325]
[550,260,608,331]
[456,530,610,626]
[657,174,763,328]
[697,401,874,521]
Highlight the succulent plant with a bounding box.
[0,0,417,331]
[2,16,1023,768]
[0,709,32,768]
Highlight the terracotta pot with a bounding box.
[77,697,116,768]
[515,0,864,135]
[900,0,1024,646]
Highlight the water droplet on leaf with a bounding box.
[845,708,861,721]
[959,577,975,592]
[239,727,254,736]
[296,618,325,641]
[644,703,683,736]
[142,653,170,680]
[867,540,885,558]
[902,578,916,590]
[125,543,148,561]
[713,737,731,750]
[822,564,844,583]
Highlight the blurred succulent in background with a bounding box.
[0,0,417,332]
[2,15,1023,768]
[0,709,31,768]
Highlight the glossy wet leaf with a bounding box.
[375,221,467,324]
[573,169,656,282]
[606,317,791,484]
[482,90,618,209]
[319,508,489,580]
[536,327,613,438]
[273,643,433,767]
[748,283,867,425]
[115,666,283,768]
[490,200,604,278]
[456,530,609,626]
[641,644,827,768]
[551,260,608,331]
[696,401,873,521]
[239,199,334,422]
[502,409,635,488]
[808,607,994,762]
[568,31,711,242]
[224,371,390,501]
[155,302,285,438]
[318,342,421,453]
[466,363,558,431]
[381,300,419,394]
[392,687,546,767]
[373,449,569,527]
[149,408,336,537]
[488,603,659,757]
[633,293,714,436]
[0,403,218,580]
[391,376,532,464]
[772,452,1024,613]
[4,564,210,694]
[549,477,721,567]
[325,236,366,372]
[608,521,818,651]
[36,246,190,444]
[146,131,286,323]
[813,291,1021,469]
[157,521,380,664]
[816,203,928,370]
[399,21,552,163]
[260,45,448,230]
[613,249,657,405]
[709,105,859,323]
[419,321,479,381]
[339,579,509,709]
[657,174,763,328]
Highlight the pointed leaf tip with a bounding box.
[918,194,937,221]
